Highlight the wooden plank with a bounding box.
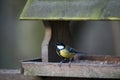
[22,60,120,78]
[0,70,42,80]
[20,0,120,20]
[0,69,42,80]
[0,69,20,74]
[41,21,52,62]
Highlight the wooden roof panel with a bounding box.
[20,0,120,20]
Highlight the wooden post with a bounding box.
[41,21,52,62]
[42,21,72,62]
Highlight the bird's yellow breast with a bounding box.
[60,49,74,59]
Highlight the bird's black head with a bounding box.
[56,42,65,50]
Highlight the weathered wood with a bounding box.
[75,55,120,63]
[0,69,43,80]
[42,77,115,80]
[19,0,120,79]
[41,21,52,62]
[22,61,120,78]
[20,0,120,20]
[48,21,72,62]
[41,21,72,62]
[0,69,20,74]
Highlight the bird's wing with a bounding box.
[68,47,79,53]
[68,47,87,55]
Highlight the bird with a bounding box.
[55,42,86,67]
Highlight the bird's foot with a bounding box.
[68,61,71,68]
[58,61,63,67]
[58,63,62,67]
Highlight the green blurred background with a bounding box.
[0,0,120,69]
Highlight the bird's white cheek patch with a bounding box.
[57,46,64,49]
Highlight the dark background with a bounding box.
[0,0,44,69]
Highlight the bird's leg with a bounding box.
[58,58,66,67]
[68,58,73,67]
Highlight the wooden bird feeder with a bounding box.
[20,0,120,79]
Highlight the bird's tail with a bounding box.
[75,51,87,56]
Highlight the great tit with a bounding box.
[56,42,86,67]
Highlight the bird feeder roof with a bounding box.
[20,0,120,20]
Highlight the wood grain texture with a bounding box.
[0,69,42,80]
[22,61,120,78]
[43,21,72,62]
[41,21,72,62]
[41,21,52,62]
[20,0,120,20]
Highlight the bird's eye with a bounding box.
[57,45,64,49]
